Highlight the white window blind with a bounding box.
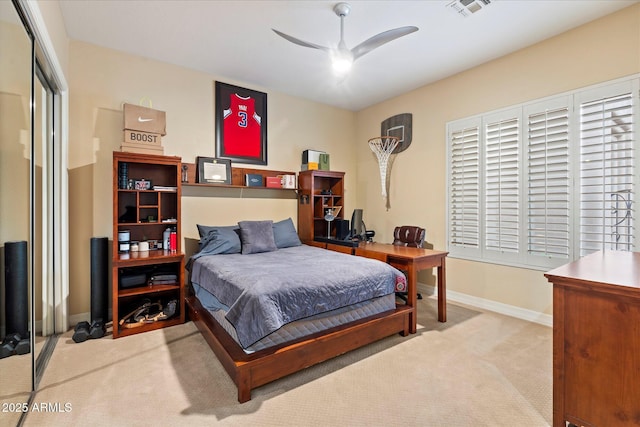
[449,123,480,250]
[485,114,519,254]
[446,76,638,270]
[526,104,571,261]
[579,90,635,256]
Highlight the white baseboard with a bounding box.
[418,283,552,328]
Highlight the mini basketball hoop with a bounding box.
[368,136,399,199]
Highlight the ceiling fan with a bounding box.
[272,2,418,75]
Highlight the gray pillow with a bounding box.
[272,217,301,248]
[238,220,278,254]
[196,224,241,254]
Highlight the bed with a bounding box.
[185,219,415,402]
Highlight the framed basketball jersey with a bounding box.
[215,81,267,165]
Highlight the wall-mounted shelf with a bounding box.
[180,162,297,198]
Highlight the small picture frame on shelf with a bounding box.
[196,156,232,184]
[134,179,152,190]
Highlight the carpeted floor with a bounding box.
[20,298,552,426]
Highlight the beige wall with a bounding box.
[354,4,640,315]
[61,4,640,319]
[67,41,356,316]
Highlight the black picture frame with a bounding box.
[196,156,232,184]
[215,81,267,165]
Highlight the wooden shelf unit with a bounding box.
[112,152,185,338]
[297,170,345,242]
[181,162,296,190]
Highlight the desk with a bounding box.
[545,250,640,427]
[355,242,448,333]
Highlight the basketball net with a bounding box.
[368,136,399,199]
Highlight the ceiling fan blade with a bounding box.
[351,26,418,60]
[272,29,329,52]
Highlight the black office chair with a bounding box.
[393,226,426,301]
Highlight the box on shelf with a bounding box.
[123,103,167,135]
[124,129,162,146]
[319,153,330,170]
[121,142,164,155]
[245,173,263,187]
[302,149,326,171]
[301,162,318,171]
[266,176,282,188]
[279,174,296,189]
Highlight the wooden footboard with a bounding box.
[186,294,412,403]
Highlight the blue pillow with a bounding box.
[196,224,241,254]
[238,220,278,254]
[272,218,301,248]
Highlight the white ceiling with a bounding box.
[58,0,637,111]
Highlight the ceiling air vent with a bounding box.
[447,0,491,17]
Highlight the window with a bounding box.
[447,77,639,270]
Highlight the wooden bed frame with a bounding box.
[185,282,414,403]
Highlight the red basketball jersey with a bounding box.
[223,94,262,157]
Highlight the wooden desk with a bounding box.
[544,250,640,427]
[356,242,448,333]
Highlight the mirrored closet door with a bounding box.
[1,1,63,425]
[0,1,34,425]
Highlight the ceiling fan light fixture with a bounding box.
[330,50,353,75]
[273,2,418,75]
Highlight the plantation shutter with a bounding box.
[578,84,635,257]
[448,119,481,257]
[484,111,520,259]
[525,99,571,266]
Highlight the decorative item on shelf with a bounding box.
[118,162,129,189]
[123,102,167,135]
[280,174,296,189]
[134,179,152,190]
[181,164,189,183]
[169,228,177,252]
[163,227,172,251]
[266,176,282,188]
[118,230,131,253]
[245,173,263,187]
[196,156,232,184]
[319,153,330,170]
[301,149,325,171]
[121,101,166,154]
[368,136,399,210]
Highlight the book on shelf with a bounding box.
[153,185,177,191]
[245,174,263,187]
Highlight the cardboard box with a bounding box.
[266,176,282,188]
[120,142,164,155]
[301,162,318,171]
[124,130,162,146]
[123,103,167,135]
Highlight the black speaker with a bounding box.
[334,218,350,240]
[90,237,109,323]
[5,240,28,338]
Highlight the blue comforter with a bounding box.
[189,245,403,348]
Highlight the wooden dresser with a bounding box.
[544,250,640,427]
